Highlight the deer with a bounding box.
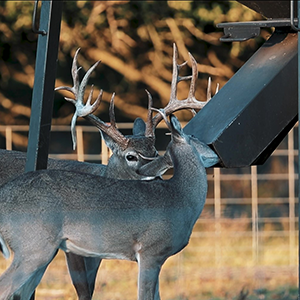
[0,50,160,300]
[0,107,219,300]
[0,43,217,300]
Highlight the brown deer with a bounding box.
[0,44,216,299]
[0,108,219,300]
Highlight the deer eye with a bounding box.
[126,154,138,162]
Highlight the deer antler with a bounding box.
[55,48,129,150]
[148,43,217,130]
[56,46,218,148]
[144,89,154,138]
[207,77,219,102]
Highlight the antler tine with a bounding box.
[207,77,212,101]
[151,43,207,129]
[215,82,220,94]
[86,85,100,111]
[77,60,101,108]
[70,111,78,150]
[144,89,154,138]
[169,43,179,102]
[186,51,198,102]
[71,48,81,97]
[207,77,220,101]
[109,92,117,128]
[87,92,129,151]
[169,44,192,104]
[55,48,81,98]
[66,58,103,149]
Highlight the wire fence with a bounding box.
[0,123,298,297]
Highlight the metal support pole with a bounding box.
[26,2,62,299]
[292,0,300,297]
[25,0,63,172]
[298,1,300,298]
[291,0,300,297]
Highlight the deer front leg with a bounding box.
[65,253,101,300]
[137,255,162,300]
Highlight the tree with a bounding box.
[0,1,268,147]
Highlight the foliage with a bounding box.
[0,0,268,130]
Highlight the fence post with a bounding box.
[76,126,85,162]
[5,127,12,151]
[288,130,296,266]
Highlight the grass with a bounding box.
[0,218,297,299]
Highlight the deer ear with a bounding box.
[132,118,146,136]
[170,115,183,133]
[100,131,119,154]
[169,114,186,143]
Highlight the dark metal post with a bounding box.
[290,0,300,298]
[297,2,300,299]
[291,0,300,297]
[25,0,63,172]
[27,2,62,300]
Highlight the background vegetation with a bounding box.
[0,1,268,130]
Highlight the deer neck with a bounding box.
[170,142,207,188]
[105,155,139,180]
[105,157,126,179]
[167,141,208,229]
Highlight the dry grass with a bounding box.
[0,218,297,300]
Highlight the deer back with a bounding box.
[0,149,106,187]
[0,115,218,254]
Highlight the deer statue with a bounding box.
[0,44,217,300]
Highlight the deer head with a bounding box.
[55,49,157,179]
[55,45,218,179]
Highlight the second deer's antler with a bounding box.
[55,49,129,150]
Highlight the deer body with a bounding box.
[0,115,218,300]
[0,43,215,299]
[3,169,199,260]
[0,126,158,300]
[0,149,106,182]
